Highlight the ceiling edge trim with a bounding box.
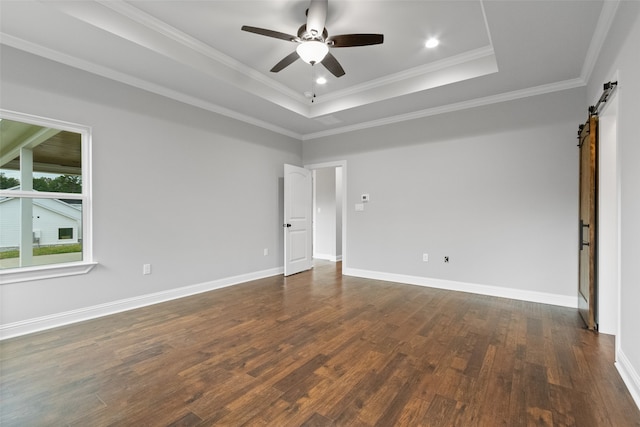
[479,0,494,48]
[302,77,586,141]
[316,45,495,103]
[310,53,498,118]
[97,0,306,104]
[51,1,309,116]
[580,0,620,84]
[0,34,302,140]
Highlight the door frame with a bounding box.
[596,81,620,337]
[305,160,347,274]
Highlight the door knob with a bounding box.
[283,223,292,228]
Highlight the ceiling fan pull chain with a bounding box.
[311,64,316,103]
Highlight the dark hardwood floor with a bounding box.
[1,261,639,426]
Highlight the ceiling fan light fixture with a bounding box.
[297,41,329,64]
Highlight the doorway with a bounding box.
[306,161,347,272]
[312,166,343,262]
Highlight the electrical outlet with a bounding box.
[143,263,151,275]
[422,253,429,262]
[263,248,269,256]
[444,256,449,263]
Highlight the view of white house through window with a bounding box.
[0,112,89,272]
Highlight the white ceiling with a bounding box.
[0,1,615,139]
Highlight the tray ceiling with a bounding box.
[0,1,614,139]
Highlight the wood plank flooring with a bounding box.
[1,261,639,426]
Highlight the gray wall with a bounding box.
[587,1,640,404]
[0,47,302,325]
[304,87,584,299]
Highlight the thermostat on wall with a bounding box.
[361,193,370,202]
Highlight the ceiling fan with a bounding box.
[241,0,383,78]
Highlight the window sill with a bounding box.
[0,262,98,285]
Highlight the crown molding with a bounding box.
[1,32,587,143]
[97,0,307,104]
[310,49,498,118]
[580,0,620,84]
[0,34,302,140]
[316,45,495,104]
[303,77,586,140]
[46,0,310,117]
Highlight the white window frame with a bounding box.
[0,109,96,284]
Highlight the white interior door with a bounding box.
[284,164,312,276]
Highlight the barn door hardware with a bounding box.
[580,220,590,250]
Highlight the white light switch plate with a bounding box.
[355,203,364,211]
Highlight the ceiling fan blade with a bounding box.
[328,34,384,47]
[241,26,298,42]
[270,51,300,73]
[321,52,345,77]
[306,0,328,37]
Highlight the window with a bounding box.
[58,228,74,240]
[0,110,95,283]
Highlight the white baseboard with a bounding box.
[313,254,342,262]
[0,266,579,340]
[343,267,578,308]
[616,349,640,411]
[0,266,283,340]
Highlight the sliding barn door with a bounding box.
[578,115,598,330]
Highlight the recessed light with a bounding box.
[425,37,439,48]
[316,77,327,85]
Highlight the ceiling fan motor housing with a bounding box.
[298,25,328,42]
